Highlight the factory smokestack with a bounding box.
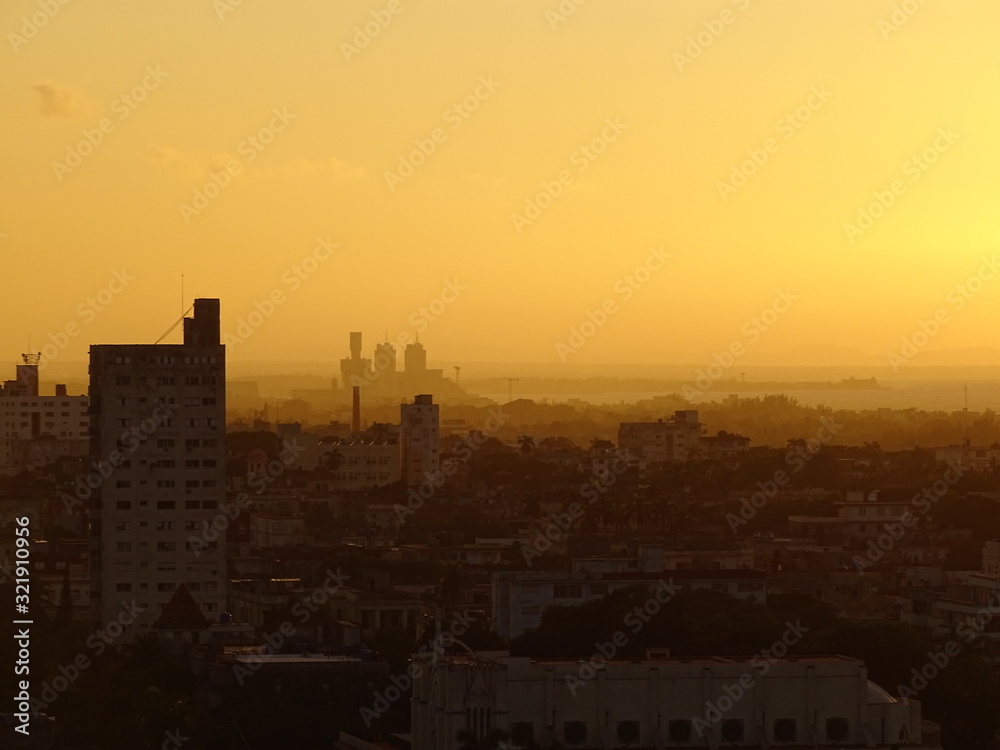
[352,385,361,433]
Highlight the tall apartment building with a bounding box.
[88,299,226,638]
[0,355,89,474]
[400,394,439,486]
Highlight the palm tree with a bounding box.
[323,449,344,472]
[518,435,536,456]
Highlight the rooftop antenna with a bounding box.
[505,377,519,404]
[154,304,194,345]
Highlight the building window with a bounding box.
[826,718,848,742]
[617,721,640,745]
[157,583,174,592]
[116,583,132,592]
[157,542,176,552]
[117,542,132,552]
[667,721,691,744]
[773,719,796,743]
[116,501,132,510]
[564,722,587,746]
[721,719,744,743]
[157,480,175,489]
[185,501,200,510]
[116,480,131,489]
[553,584,583,599]
[510,723,533,747]
[156,501,176,510]
[591,584,608,595]
[115,376,130,386]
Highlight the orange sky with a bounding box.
[3,0,999,373]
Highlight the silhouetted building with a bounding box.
[400,394,439,486]
[88,298,226,639]
[0,354,88,474]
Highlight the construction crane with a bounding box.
[505,377,519,404]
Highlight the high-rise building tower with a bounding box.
[372,340,397,390]
[340,332,372,389]
[400,394,439,486]
[88,298,226,639]
[404,341,427,373]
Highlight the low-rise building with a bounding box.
[411,653,927,750]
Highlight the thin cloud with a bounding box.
[145,146,239,181]
[283,157,366,180]
[32,82,95,118]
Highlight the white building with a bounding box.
[401,394,440,486]
[618,410,704,466]
[492,569,767,642]
[411,653,927,750]
[0,355,88,475]
[88,298,226,639]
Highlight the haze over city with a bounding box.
[4,0,1000,369]
[6,2,1000,749]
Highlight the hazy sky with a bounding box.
[3,0,999,373]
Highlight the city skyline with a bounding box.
[4,0,1000,368]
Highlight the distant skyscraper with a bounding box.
[404,341,427,373]
[88,298,226,639]
[400,394,439,486]
[340,331,372,389]
[373,340,397,389]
